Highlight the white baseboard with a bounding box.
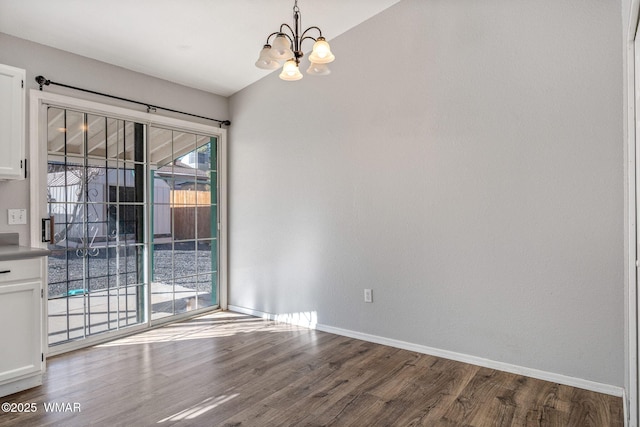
[623,388,630,427]
[228,305,623,397]
[0,373,42,398]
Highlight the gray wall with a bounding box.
[0,32,229,245]
[229,0,624,386]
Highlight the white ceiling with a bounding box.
[0,0,401,97]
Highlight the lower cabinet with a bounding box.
[0,257,45,397]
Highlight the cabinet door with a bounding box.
[0,64,25,180]
[0,281,42,383]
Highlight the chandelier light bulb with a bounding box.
[306,62,331,76]
[255,45,281,70]
[279,59,303,81]
[270,34,295,60]
[308,37,335,64]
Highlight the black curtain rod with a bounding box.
[35,75,231,127]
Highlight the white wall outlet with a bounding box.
[7,208,27,225]
[364,288,373,303]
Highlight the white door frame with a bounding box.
[28,90,228,350]
[628,1,640,426]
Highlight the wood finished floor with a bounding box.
[0,311,623,427]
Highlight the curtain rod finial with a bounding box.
[35,75,50,91]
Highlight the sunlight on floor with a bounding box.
[95,311,315,347]
[157,394,239,423]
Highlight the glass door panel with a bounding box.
[46,107,146,346]
[149,127,219,320]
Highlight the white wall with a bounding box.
[229,0,624,387]
[0,32,229,245]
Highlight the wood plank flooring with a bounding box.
[0,311,623,426]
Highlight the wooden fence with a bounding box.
[171,190,213,240]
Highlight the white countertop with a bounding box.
[0,245,51,261]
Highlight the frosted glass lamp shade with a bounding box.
[255,46,281,70]
[270,34,295,60]
[306,62,331,76]
[279,60,303,81]
[308,37,335,64]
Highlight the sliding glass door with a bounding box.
[41,101,223,349]
[149,127,219,320]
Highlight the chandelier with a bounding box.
[255,0,335,81]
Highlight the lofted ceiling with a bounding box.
[0,0,401,97]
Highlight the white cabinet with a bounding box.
[0,64,25,180]
[0,257,45,397]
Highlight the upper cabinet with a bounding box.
[0,64,25,181]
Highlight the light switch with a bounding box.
[8,209,27,225]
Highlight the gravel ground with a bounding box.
[47,243,215,298]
